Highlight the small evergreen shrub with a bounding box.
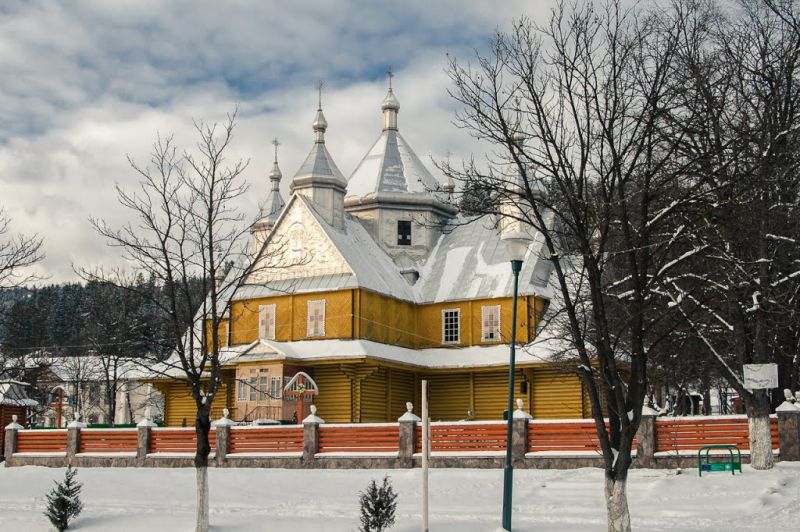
[358,475,398,532]
[44,466,83,531]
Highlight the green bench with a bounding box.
[697,444,742,476]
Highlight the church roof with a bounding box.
[237,194,416,302]
[414,216,554,303]
[292,141,347,187]
[224,335,563,370]
[347,128,441,198]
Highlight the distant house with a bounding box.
[0,379,38,456]
[3,353,161,427]
[150,83,586,426]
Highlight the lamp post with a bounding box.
[501,233,530,531]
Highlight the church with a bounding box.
[153,80,587,426]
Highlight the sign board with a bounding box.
[743,364,778,390]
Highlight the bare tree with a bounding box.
[661,0,800,469]
[86,110,271,531]
[443,2,704,530]
[0,208,44,288]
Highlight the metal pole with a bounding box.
[422,379,429,532]
[502,260,522,531]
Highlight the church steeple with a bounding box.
[345,75,458,264]
[313,81,328,143]
[250,138,287,256]
[382,69,400,131]
[265,138,285,223]
[290,83,347,229]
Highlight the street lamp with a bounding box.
[501,230,531,531]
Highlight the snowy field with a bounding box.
[1,464,799,531]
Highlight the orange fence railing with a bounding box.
[528,420,605,453]
[228,426,304,454]
[415,422,507,453]
[319,424,400,453]
[655,415,779,453]
[15,430,68,453]
[79,429,138,454]
[149,428,216,454]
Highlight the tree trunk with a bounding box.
[195,412,211,532]
[747,390,774,470]
[195,466,209,532]
[604,476,631,532]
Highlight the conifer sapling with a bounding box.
[358,475,398,532]
[44,466,83,531]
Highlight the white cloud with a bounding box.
[0,0,550,282]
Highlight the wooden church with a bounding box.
[153,82,587,426]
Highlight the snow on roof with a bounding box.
[225,337,560,370]
[413,216,553,303]
[292,140,347,187]
[0,380,39,407]
[347,129,441,198]
[303,197,417,301]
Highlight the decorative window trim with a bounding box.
[441,308,461,344]
[307,299,326,337]
[481,305,502,342]
[258,304,277,340]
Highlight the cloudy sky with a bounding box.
[0,0,548,282]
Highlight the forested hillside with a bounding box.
[0,278,203,360]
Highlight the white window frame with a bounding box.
[237,379,247,401]
[307,299,326,337]
[481,305,502,342]
[270,376,282,399]
[442,308,461,344]
[258,376,267,401]
[248,377,257,401]
[258,304,277,340]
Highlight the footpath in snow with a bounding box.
[0,464,799,531]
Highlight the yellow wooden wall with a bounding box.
[311,365,353,423]
[204,319,229,351]
[356,291,416,347]
[156,371,236,427]
[226,288,540,350]
[387,368,416,420]
[157,363,585,425]
[531,368,585,419]
[228,290,353,345]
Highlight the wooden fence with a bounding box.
[654,415,779,454]
[415,422,507,454]
[229,426,303,454]
[15,429,68,454]
[79,429,137,454]
[319,423,399,454]
[4,413,793,468]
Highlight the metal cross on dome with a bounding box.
[387,68,393,89]
[317,80,325,109]
[272,138,280,162]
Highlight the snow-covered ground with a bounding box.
[1,464,799,531]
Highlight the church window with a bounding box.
[259,304,276,340]
[237,379,247,401]
[397,220,412,245]
[307,300,326,337]
[481,305,501,341]
[442,309,461,344]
